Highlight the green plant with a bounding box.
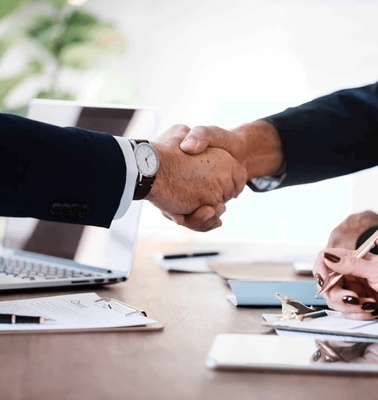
[0,0,127,115]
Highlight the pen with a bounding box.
[0,313,50,324]
[297,310,328,321]
[317,228,378,296]
[163,251,219,260]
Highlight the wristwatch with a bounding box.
[130,139,160,200]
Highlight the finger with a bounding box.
[162,201,226,232]
[213,152,247,201]
[178,204,225,232]
[179,214,223,232]
[323,248,378,281]
[180,126,234,155]
[157,124,191,144]
[324,286,368,316]
[214,203,226,218]
[192,216,223,232]
[313,248,378,290]
[313,251,333,289]
[324,286,360,312]
[231,163,248,198]
[341,312,376,321]
[359,297,377,313]
[183,204,225,232]
[194,203,226,232]
[161,211,184,225]
[324,285,377,318]
[219,174,237,203]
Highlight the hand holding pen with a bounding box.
[317,228,378,296]
[313,228,378,320]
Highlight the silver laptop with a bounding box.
[0,99,159,291]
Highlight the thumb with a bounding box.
[180,126,231,155]
[157,124,191,146]
[323,250,378,281]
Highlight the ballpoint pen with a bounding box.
[317,228,378,296]
[0,313,52,324]
[163,251,219,260]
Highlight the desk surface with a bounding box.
[0,240,376,400]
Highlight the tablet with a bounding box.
[206,334,378,374]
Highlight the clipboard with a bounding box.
[0,293,164,334]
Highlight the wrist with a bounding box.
[232,119,284,179]
[145,142,170,203]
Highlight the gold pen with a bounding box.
[317,228,378,296]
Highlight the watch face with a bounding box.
[135,143,160,176]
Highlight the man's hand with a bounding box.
[146,125,247,225]
[157,121,284,231]
[179,120,284,179]
[180,125,250,169]
[327,211,378,249]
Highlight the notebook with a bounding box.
[0,99,159,291]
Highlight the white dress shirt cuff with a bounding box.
[248,163,287,192]
[113,137,138,219]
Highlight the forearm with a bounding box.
[0,113,125,227]
[266,82,378,187]
[231,119,284,179]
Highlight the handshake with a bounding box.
[145,121,284,232]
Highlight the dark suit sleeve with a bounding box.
[265,81,378,187]
[0,113,126,228]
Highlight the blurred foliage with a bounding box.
[0,0,30,18]
[0,0,126,115]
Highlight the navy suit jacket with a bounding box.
[266,81,378,187]
[0,113,126,228]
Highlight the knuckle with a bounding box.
[191,125,208,137]
[345,256,358,273]
[361,210,378,224]
[172,124,190,134]
[174,123,189,130]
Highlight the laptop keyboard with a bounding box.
[0,256,101,281]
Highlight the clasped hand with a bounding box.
[146,125,247,231]
[147,120,282,231]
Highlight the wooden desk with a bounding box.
[0,240,377,400]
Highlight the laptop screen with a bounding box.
[2,99,159,276]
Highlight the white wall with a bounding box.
[86,0,378,245]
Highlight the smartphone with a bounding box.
[206,334,378,374]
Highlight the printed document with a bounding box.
[0,292,157,332]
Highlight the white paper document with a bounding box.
[263,312,378,340]
[0,292,157,332]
